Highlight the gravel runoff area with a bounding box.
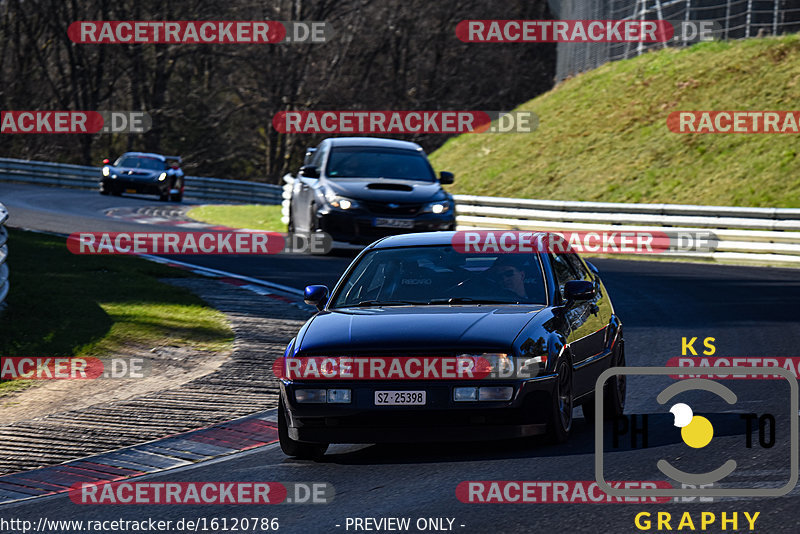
[0,277,312,475]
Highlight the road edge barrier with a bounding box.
[3,157,798,266]
[0,203,8,307]
[0,157,282,204]
[452,195,800,266]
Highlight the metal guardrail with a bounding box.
[280,177,800,265]
[0,203,8,307]
[454,195,800,266]
[0,157,282,204]
[3,157,798,266]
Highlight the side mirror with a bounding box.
[586,261,600,275]
[304,285,329,310]
[299,165,319,178]
[439,171,454,185]
[563,280,595,303]
[102,158,110,165]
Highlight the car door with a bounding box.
[549,253,609,398]
[293,142,327,231]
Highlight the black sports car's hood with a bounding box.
[297,306,544,354]
[323,178,446,203]
[113,166,161,180]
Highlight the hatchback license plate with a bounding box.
[374,218,414,229]
[374,391,426,406]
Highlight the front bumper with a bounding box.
[281,377,557,444]
[100,177,165,195]
[316,209,456,245]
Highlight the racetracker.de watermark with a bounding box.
[667,357,800,379]
[456,20,720,43]
[0,111,151,134]
[451,230,718,254]
[68,21,333,44]
[273,355,548,381]
[69,481,334,505]
[272,111,538,134]
[0,357,148,380]
[67,231,332,255]
[455,481,673,503]
[668,111,800,133]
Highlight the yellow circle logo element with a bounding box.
[681,415,714,448]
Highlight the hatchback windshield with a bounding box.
[326,147,435,181]
[331,245,547,307]
[115,156,166,171]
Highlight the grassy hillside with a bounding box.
[430,35,800,208]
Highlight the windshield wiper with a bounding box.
[427,297,521,305]
[351,300,425,307]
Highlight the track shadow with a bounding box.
[316,412,751,466]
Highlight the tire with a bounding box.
[547,355,574,444]
[169,179,183,202]
[287,201,295,234]
[582,340,626,421]
[99,185,110,196]
[278,397,328,460]
[307,203,319,234]
[307,204,330,256]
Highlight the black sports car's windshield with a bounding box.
[332,245,546,307]
[115,156,166,170]
[326,147,435,181]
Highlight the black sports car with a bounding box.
[99,152,185,202]
[288,137,456,245]
[277,231,626,459]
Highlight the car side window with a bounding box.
[550,253,581,300]
[564,254,591,281]
[306,143,326,169]
[314,143,329,172]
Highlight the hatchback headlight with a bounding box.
[459,353,514,377]
[158,172,167,181]
[102,166,110,177]
[422,200,452,214]
[454,386,514,402]
[295,388,352,404]
[325,192,359,210]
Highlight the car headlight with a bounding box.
[158,172,167,181]
[422,200,452,214]
[458,353,515,377]
[294,388,352,404]
[324,190,359,210]
[102,166,110,177]
[454,386,514,402]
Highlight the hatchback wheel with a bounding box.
[548,356,573,443]
[278,397,328,460]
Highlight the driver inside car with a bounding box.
[488,255,533,300]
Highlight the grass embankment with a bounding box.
[430,34,800,208]
[0,229,233,394]
[187,204,285,232]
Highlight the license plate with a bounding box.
[125,188,137,193]
[374,391,426,406]
[374,218,414,229]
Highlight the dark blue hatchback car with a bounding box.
[278,231,625,459]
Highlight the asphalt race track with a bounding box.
[2,182,800,533]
